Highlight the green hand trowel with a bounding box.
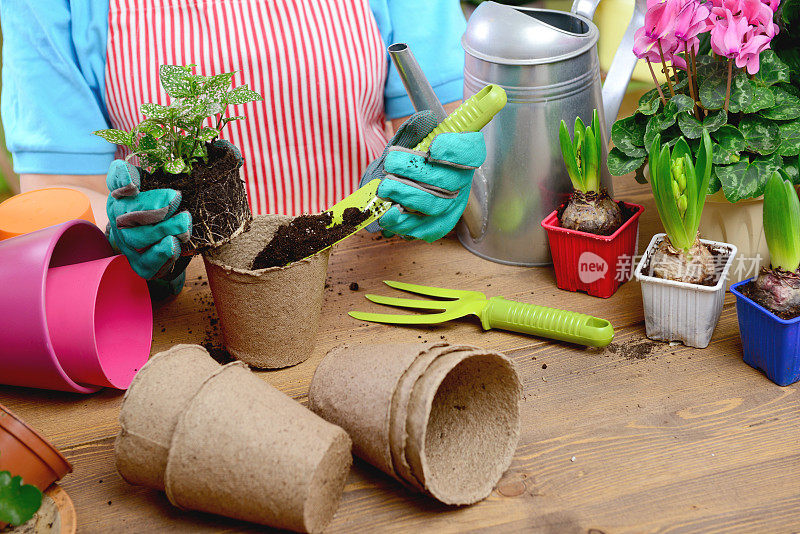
[350,280,615,348]
[301,83,508,261]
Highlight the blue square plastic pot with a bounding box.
[730,279,800,386]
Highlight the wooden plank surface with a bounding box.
[2,176,799,533]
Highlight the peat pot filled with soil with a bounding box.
[140,142,251,252]
[203,215,330,368]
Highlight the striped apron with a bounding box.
[105,0,389,216]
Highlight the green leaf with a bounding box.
[777,118,800,156]
[225,85,263,105]
[715,154,783,202]
[159,64,195,98]
[743,83,776,114]
[760,86,800,120]
[138,134,158,151]
[202,72,235,98]
[677,110,727,139]
[757,50,792,86]
[197,127,219,143]
[638,87,663,116]
[220,116,245,129]
[140,103,172,120]
[645,118,681,150]
[559,120,582,189]
[763,171,800,271]
[783,156,800,185]
[698,62,754,112]
[93,128,133,147]
[164,158,188,175]
[611,114,647,157]
[135,121,166,139]
[712,125,746,164]
[607,147,645,176]
[0,471,43,526]
[739,115,781,155]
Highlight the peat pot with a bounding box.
[203,215,329,368]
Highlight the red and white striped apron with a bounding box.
[105,0,389,216]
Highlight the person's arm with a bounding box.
[1,0,114,225]
[20,174,109,229]
[372,0,467,122]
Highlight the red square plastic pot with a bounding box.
[541,202,644,298]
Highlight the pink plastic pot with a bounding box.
[541,202,644,298]
[0,220,151,393]
[46,255,151,389]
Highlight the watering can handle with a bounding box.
[571,0,646,133]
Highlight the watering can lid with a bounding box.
[462,1,599,65]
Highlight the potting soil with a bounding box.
[139,142,250,251]
[251,207,370,269]
[740,280,800,320]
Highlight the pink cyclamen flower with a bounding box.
[673,0,711,42]
[710,11,751,58]
[762,0,781,11]
[633,28,688,68]
[633,0,681,61]
[711,0,776,29]
[736,31,772,73]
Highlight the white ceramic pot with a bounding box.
[634,234,738,348]
[699,191,767,284]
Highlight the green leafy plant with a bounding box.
[559,109,602,193]
[94,65,262,175]
[649,130,713,252]
[610,46,800,203]
[764,171,800,272]
[0,463,43,526]
[774,0,800,84]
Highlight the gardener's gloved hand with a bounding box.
[360,110,486,243]
[106,160,192,287]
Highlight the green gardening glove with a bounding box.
[106,160,192,282]
[360,111,487,243]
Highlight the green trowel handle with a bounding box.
[413,84,507,152]
[479,297,614,348]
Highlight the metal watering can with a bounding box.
[454,0,645,265]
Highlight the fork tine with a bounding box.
[383,280,478,299]
[365,294,451,310]
[349,310,462,324]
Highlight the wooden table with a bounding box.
[3,176,799,533]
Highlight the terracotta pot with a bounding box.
[0,404,72,491]
[203,215,330,369]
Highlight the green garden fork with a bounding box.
[350,280,614,347]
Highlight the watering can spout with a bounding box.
[571,0,646,132]
[388,43,489,240]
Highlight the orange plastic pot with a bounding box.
[0,403,72,491]
[0,188,95,241]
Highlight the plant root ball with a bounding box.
[649,237,715,285]
[560,189,622,236]
[750,267,800,315]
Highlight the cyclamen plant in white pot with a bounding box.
[634,130,737,348]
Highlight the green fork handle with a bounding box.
[478,297,614,347]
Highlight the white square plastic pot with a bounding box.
[634,234,738,349]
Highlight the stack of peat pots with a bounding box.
[115,345,352,534]
[309,343,522,505]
